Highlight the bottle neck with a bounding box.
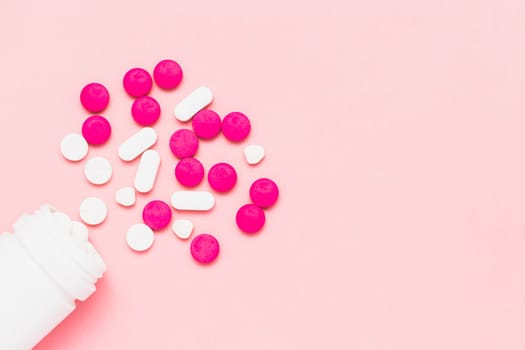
[12,206,106,302]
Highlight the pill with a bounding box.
[115,187,136,207]
[143,200,172,230]
[175,157,204,187]
[84,157,112,185]
[123,67,152,97]
[208,162,237,192]
[236,204,265,234]
[82,115,111,145]
[153,59,183,90]
[250,178,279,208]
[244,145,265,165]
[80,82,109,113]
[134,150,161,193]
[60,133,88,162]
[192,109,221,139]
[170,191,215,211]
[222,112,251,142]
[131,96,161,126]
[174,86,213,122]
[190,233,219,264]
[118,127,158,162]
[126,223,154,252]
[169,129,199,159]
[172,219,194,239]
[79,197,107,226]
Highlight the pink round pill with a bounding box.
[169,129,199,159]
[236,204,266,234]
[153,59,183,90]
[222,112,251,142]
[190,233,220,264]
[123,67,152,97]
[81,115,111,145]
[142,200,172,231]
[250,178,279,208]
[175,158,205,187]
[208,162,237,193]
[80,83,109,113]
[192,109,222,140]
[131,96,161,126]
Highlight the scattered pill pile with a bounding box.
[60,59,279,265]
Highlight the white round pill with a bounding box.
[79,197,107,226]
[126,224,154,252]
[61,133,88,162]
[172,219,194,240]
[115,187,136,207]
[244,145,265,165]
[84,157,113,185]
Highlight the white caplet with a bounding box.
[134,150,161,193]
[118,127,158,162]
[174,86,213,122]
[170,191,215,211]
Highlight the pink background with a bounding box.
[1,0,525,349]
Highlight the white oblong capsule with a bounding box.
[174,86,213,122]
[118,127,158,162]
[134,150,161,193]
[170,191,215,211]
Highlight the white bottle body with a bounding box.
[0,206,106,350]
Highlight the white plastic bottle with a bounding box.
[0,206,106,350]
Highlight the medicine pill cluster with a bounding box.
[60,59,279,265]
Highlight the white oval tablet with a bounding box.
[172,219,194,239]
[244,145,265,165]
[115,187,136,207]
[79,197,107,226]
[61,133,88,161]
[134,150,161,193]
[170,191,215,211]
[118,127,158,162]
[174,86,213,122]
[84,157,112,185]
[126,224,154,252]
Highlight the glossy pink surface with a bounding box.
[153,59,183,90]
[190,233,220,264]
[169,129,199,159]
[142,200,172,231]
[175,157,205,187]
[80,83,109,113]
[131,96,161,126]
[81,115,111,145]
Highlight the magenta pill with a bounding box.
[169,129,199,159]
[236,204,266,234]
[131,96,161,126]
[222,112,251,142]
[123,67,152,97]
[192,109,222,140]
[175,158,204,187]
[208,162,237,193]
[250,178,279,208]
[153,59,183,90]
[142,200,172,231]
[81,115,111,145]
[80,83,109,113]
[190,233,220,264]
